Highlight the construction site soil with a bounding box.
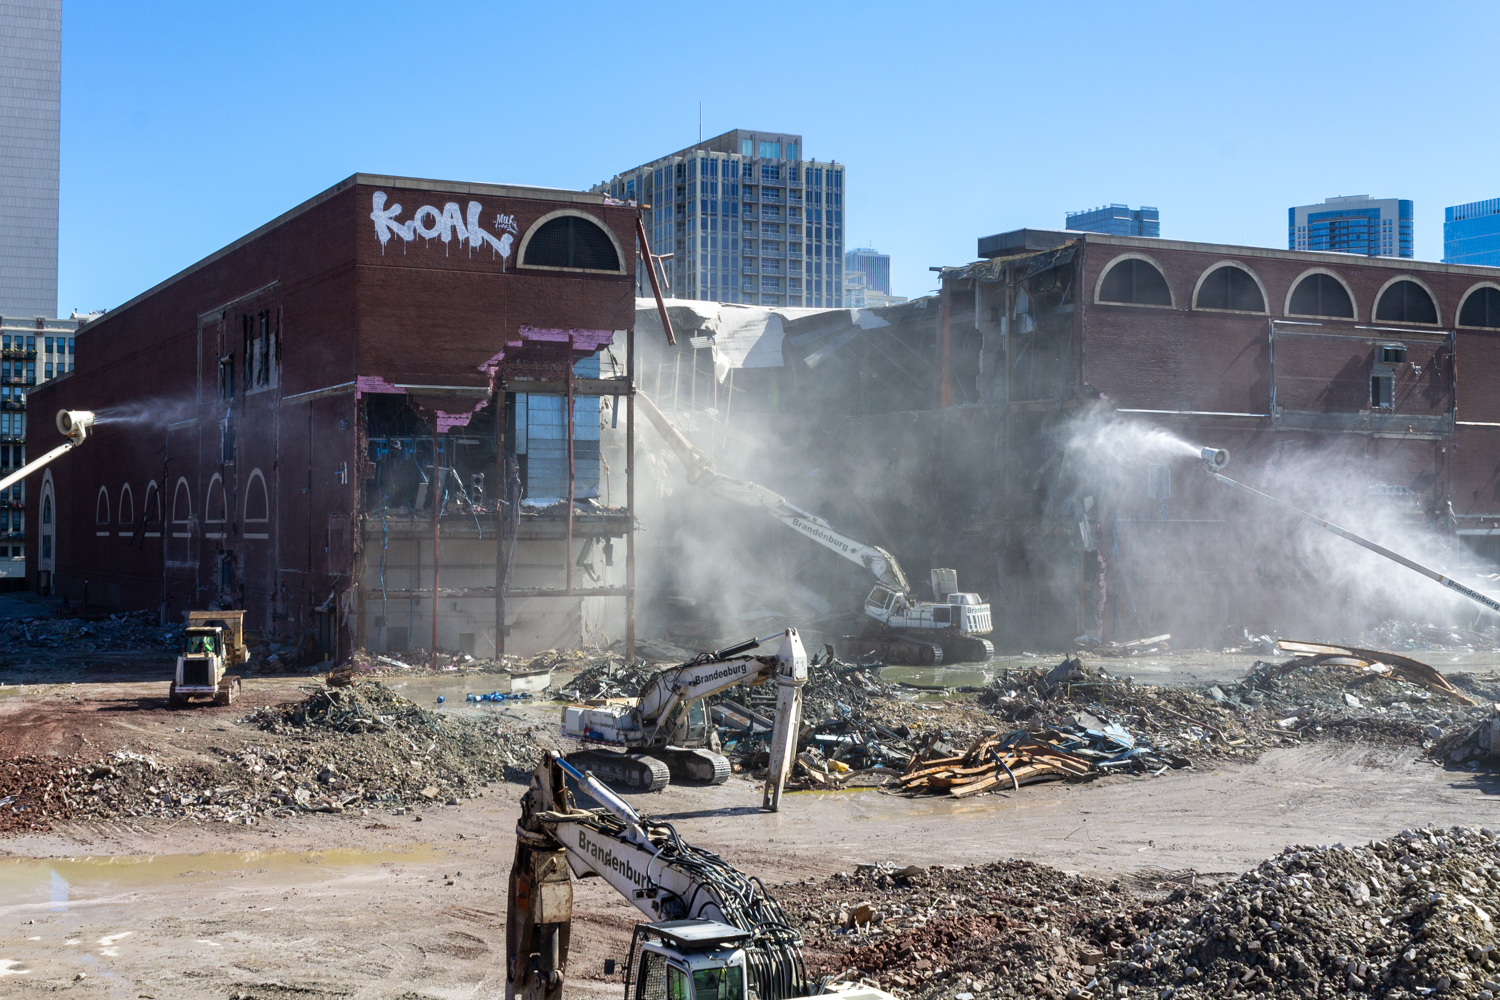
[5,639,1500,998]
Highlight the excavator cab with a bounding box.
[626,921,749,1000]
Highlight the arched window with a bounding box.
[143,481,162,523]
[1097,257,1173,306]
[206,475,227,523]
[172,478,192,524]
[1375,279,1438,324]
[1288,272,1354,319]
[245,469,269,523]
[1459,285,1500,329]
[95,486,109,525]
[1195,264,1265,312]
[118,484,134,525]
[520,213,622,271]
[42,495,51,525]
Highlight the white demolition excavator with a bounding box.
[636,393,993,665]
[507,751,895,1000]
[561,628,807,807]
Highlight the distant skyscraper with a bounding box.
[1289,195,1412,258]
[1444,199,1500,266]
[0,0,60,318]
[844,247,891,296]
[1066,204,1159,238]
[596,129,845,308]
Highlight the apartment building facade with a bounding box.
[1065,204,1160,237]
[597,129,846,308]
[1444,198,1500,267]
[1289,195,1414,257]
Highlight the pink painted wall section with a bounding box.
[355,375,403,396]
[516,327,616,351]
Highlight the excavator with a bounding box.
[507,751,895,1000]
[637,393,993,665]
[562,628,807,808]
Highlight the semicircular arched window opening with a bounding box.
[1460,286,1500,329]
[1375,280,1438,324]
[1098,258,1172,306]
[522,215,621,271]
[1288,273,1354,318]
[1195,265,1265,312]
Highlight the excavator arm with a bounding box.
[636,392,910,594]
[508,753,812,1000]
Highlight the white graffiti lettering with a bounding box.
[371,191,514,261]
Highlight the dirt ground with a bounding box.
[3,650,1500,999]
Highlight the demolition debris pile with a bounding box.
[0,682,546,832]
[781,827,1500,1000]
[0,608,182,654]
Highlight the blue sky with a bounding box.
[59,1,1500,311]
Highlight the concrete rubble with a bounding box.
[778,827,1500,1000]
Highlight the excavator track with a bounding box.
[657,747,731,785]
[841,633,944,666]
[564,749,671,793]
[938,635,994,664]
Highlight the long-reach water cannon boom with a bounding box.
[1199,446,1500,615]
[0,409,95,495]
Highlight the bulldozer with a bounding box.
[169,610,247,707]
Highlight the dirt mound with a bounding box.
[0,682,548,833]
[1102,826,1500,999]
[777,828,1500,999]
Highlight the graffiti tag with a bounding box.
[370,191,514,261]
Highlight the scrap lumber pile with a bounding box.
[896,724,1187,799]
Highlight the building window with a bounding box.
[521,214,621,271]
[1288,273,1354,319]
[1195,265,1265,312]
[1459,286,1500,328]
[1374,280,1437,324]
[759,140,780,159]
[1371,373,1394,409]
[1097,257,1173,306]
[1380,344,1407,364]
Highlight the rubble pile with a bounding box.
[776,859,1124,998]
[1361,620,1500,652]
[779,828,1500,1000]
[0,609,181,653]
[556,658,662,700]
[799,658,904,723]
[1100,826,1500,999]
[0,683,547,832]
[982,658,1271,760]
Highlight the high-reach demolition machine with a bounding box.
[507,751,893,1000]
[561,628,806,807]
[637,393,993,665]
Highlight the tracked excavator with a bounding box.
[637,393,993,665]
[562,628,807,804]
[507,751,895,1000]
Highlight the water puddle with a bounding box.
[0,844,441,911]
[878,665,992,689]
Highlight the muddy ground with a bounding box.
[3,643,1500,999]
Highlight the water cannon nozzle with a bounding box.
[1200,446,1229,473]
[56,409,95,443]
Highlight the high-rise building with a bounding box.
[1289,195,1413,258]
[596,129,845,307]
[0,0,60,319]
[844,247,891,296]
[1444,199,1500,267]
[1066,204,1159,238]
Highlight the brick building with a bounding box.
[625,230,1500,649]
[27,174,642,659]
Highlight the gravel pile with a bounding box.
[1101,826,1500,999]
[0,682,548,832]
[775,828,1500,1000]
